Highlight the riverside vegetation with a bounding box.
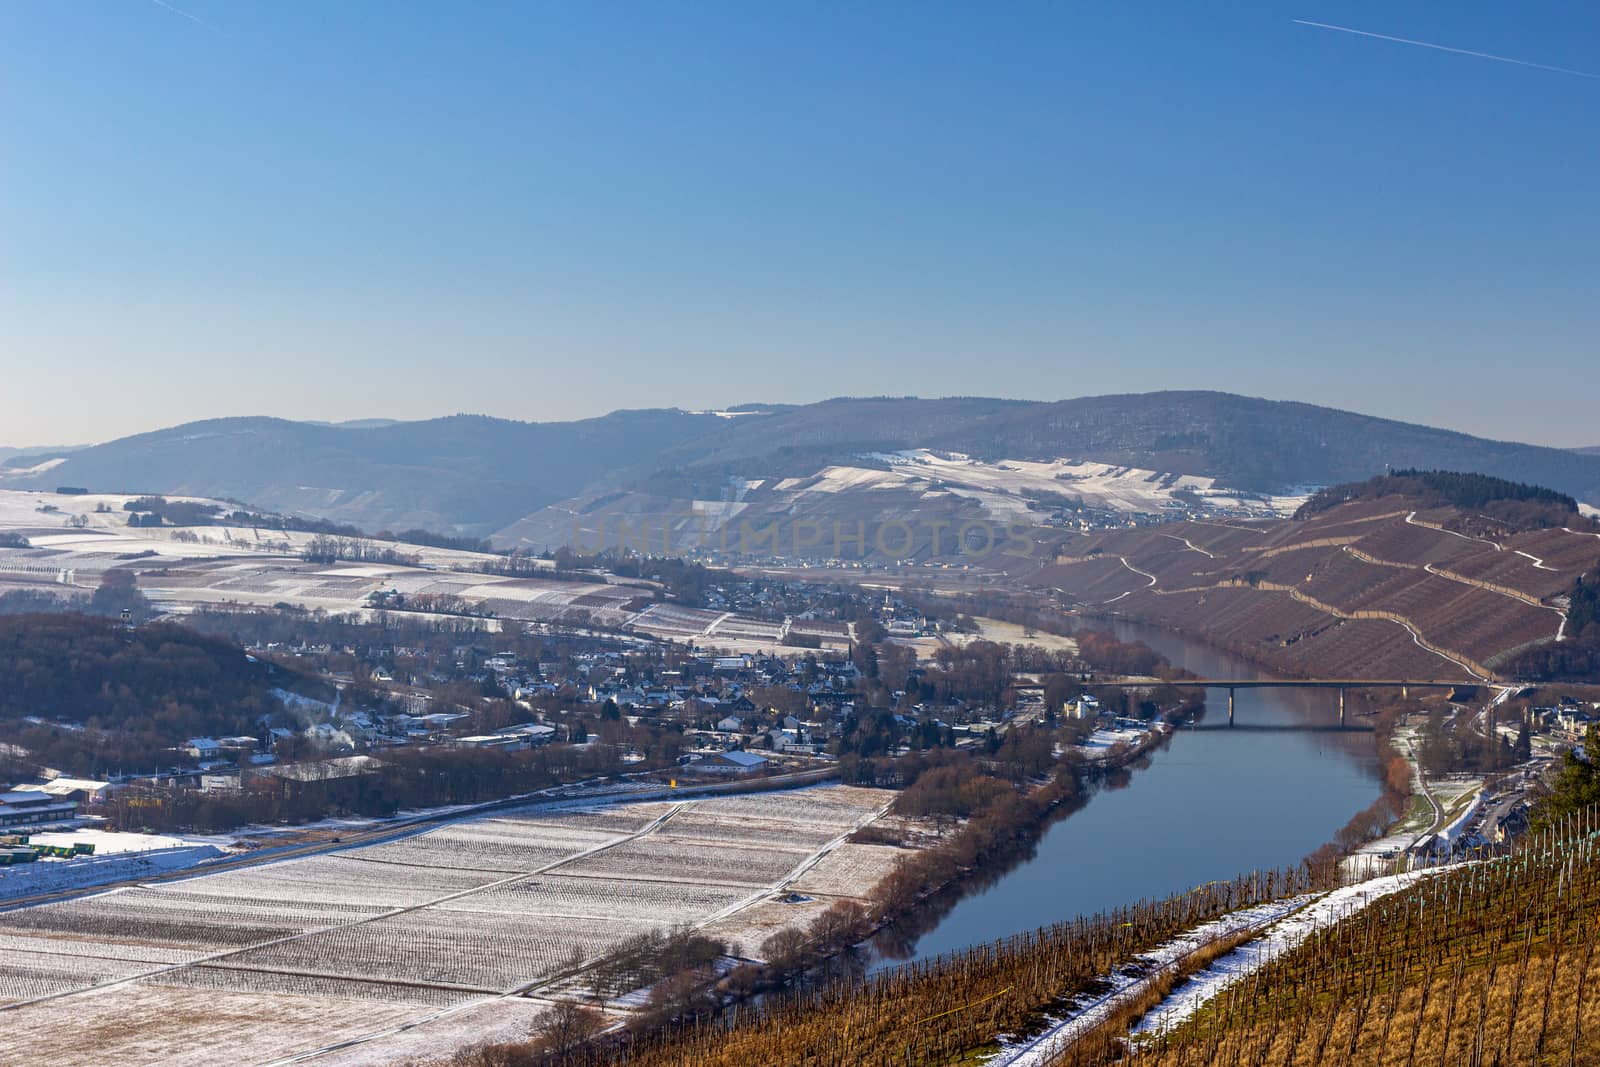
[456,800,1600,1067]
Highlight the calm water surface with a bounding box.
[870,620,1380,968]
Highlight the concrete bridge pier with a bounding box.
[1339,688,1346,727]
[1228,687,1235,727]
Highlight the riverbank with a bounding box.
[873,617,1383,970]
[434,618,1396,1063]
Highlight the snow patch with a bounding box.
[1132,869,1444,1038]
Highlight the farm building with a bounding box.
[449,735,525,751]
[493,723,556,745]
[691,751,770,775]
[9,778,110,805]
[184,738,222,759]
[0,790,78,831]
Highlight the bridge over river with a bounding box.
[1015,677,1469,726]
[1093,678,1466,726]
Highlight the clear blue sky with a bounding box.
[3,2,1596,446]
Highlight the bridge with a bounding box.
[1081,678,1466,727]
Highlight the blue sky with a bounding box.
[3,2,1596,446]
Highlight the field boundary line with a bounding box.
[272,789,893,1064]
[0,803,689,1015]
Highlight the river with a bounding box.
[869,619,1382,969]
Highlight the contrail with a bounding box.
[149,0,214,30]
[1293,19,1599,80]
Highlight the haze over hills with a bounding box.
[653,393,1600,492]
[0,412,726,536]
[7,392,1600,539]
[0,444,87,466]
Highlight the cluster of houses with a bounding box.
[527,649,863,759]
[1535,697,1600,741]
[156,648,858,790]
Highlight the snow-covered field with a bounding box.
[832,451,1308,517]
[0,785,895,1064]
[0,845,225,903]
[26,828,213,855]
[0,488,810,651]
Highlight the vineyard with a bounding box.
[1102,807,1600,1067]
[508,809,1600,1067]
[514,871,1318,1067]
[0,784,894,1063]
[1035,494,1600,681]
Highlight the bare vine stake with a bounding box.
[1568,924,1598,1067]
[1438,958,1464,1067]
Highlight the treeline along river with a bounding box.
[870,619,1382,969]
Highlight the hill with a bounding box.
[11,395,1600,539]
[1296,469,1582,525]
[1105,809,1600,1067]
[1027,480,1600,682]
[0,614,283,777]
[640,392,1600,497]
[0,444,86,467]
[502,396,1600,556]
[2,411,727,536]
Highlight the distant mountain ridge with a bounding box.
[647,393,1600,496]
[8,393,1600,536]
[305,418,402,430]
[0,443,87,466]
[2,411,727,535]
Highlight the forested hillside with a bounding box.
[1296,469,1581,529]
[1507,562,1600,681]
[0,614,281,775]
[5,410,728,535]
[646,393,1600,501]
[12,394,1600,538]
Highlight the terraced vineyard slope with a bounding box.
[1029,475,1600,681]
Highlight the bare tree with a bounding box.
[533,1000,605,1056]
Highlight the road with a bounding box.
[1400,733,1444,847]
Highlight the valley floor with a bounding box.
[0,784,904,1065]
